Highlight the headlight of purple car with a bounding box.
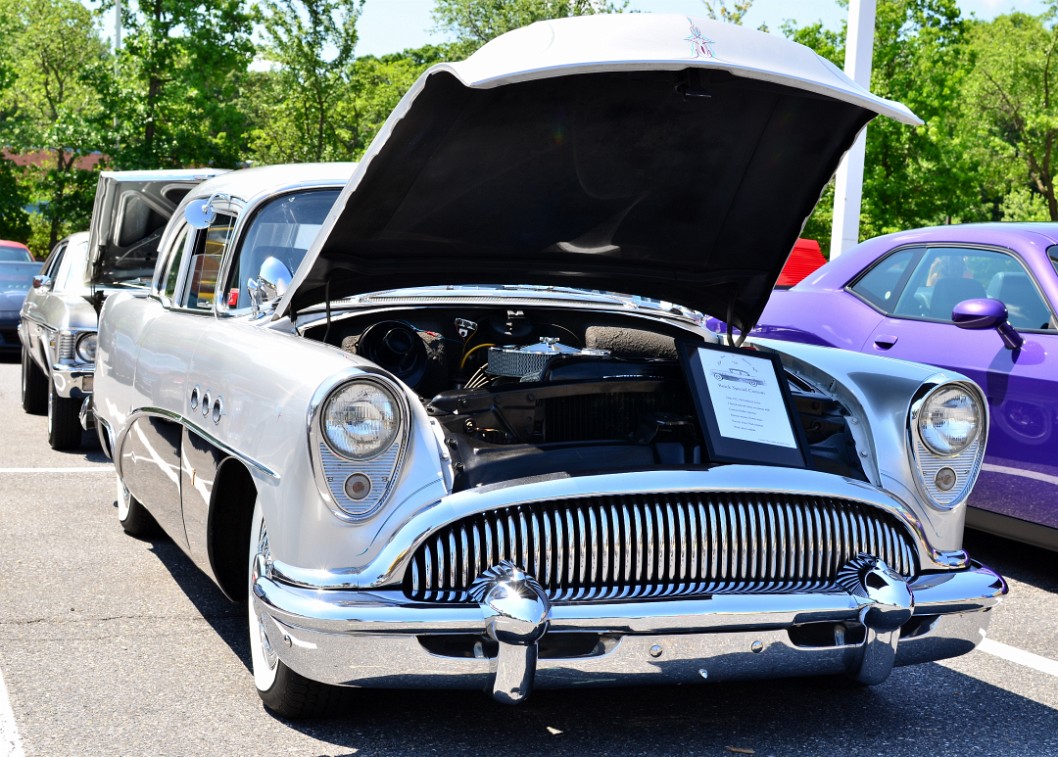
[909,381,987,510]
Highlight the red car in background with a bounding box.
[777,238,826,288]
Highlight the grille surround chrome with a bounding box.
[404,492,919,603]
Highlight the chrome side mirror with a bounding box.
[247,256,292,319]
[32,274,53,291]
[953,297,1023,351]
[184,199,216,229]
[184,193,231,229]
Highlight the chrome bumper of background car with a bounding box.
[51,366,93,399]
[252,558,1005,701]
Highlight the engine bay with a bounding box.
[305,305,865,491]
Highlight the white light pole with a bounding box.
[830,0,876,258]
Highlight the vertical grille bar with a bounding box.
[405,493,920,603]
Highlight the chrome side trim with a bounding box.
[118,407,279,481]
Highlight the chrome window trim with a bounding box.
[215,186,343,318]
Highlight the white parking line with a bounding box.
[979,638,1058,677]
[0,467,113,474]
[0,666,25,757]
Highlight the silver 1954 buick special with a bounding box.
[94,15,1006,718]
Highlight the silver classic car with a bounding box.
[94,15,1006,718]
[18,169,225,449]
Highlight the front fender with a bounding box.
[753,337,982,554]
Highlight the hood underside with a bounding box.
[88,169,226,287]
[287,16,917,331]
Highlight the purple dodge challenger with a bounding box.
[752,223,1058,550]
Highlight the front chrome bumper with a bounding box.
[50,365,93,399]
[252,557,1005,701]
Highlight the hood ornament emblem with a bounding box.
[685,19,716,59]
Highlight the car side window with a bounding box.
[847,247,919,311]
[891,247,1053,329]
[53,240,89,292]
[157,224,190,303]
[180,214,234,311]
[42,242,67,280]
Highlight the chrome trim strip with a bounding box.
[118,407,279,481]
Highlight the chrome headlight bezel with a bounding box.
[309,373,409,523]
[908,380,988,511]
[74,332,98,363]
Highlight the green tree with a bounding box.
[786,0,983,251]
[103,0,256,168]
[700,0,767,32]
[0,1,31,242]
[347,45,452,159]
[248,0,364,164]
[0,0,110,251]
[432,0,628,57]
[961,8,1058,220]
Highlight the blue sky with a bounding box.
[357,0,1049,57]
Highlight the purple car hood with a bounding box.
[282,14,919,330]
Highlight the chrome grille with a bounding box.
[404,493,918,603]
[56,332,76,361]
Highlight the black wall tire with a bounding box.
[21,348,47,415]
[248,502,345,718]
[47,383,82,451]
[116,476,159,538]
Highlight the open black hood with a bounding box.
[285,15,918,332]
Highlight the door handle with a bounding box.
[873,335,898,350]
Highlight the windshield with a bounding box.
[224,188,341,312]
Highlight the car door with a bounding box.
[120,213,236,552]
[20,239,66,359]
[858,244,1058,533]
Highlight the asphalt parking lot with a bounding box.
[0,355,1056,757]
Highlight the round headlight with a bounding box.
[918,384,982,456]
[75,333,97,363]
[321,380,401,459]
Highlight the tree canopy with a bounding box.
[1,0,1058,258]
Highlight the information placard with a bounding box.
[680,340,808,468]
